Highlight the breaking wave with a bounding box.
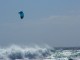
[0,45,80,60]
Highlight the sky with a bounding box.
[0,0,80,47]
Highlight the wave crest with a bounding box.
[0,45,53,60]
[0,45,80,60]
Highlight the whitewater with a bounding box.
[0,45,80,60]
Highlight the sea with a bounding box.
[0,45,80,60]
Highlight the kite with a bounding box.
[19,11,24,19]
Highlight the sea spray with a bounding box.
[0,45,80,60]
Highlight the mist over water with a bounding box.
[0,45,80,60]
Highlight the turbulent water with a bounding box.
[0,45,80,60]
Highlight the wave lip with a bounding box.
[0,45,53,60]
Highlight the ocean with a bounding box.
[0,45,80,60]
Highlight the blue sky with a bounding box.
[0,0,80,47]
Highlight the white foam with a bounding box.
[0,45,80,60]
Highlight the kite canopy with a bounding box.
[19,11,24,19]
